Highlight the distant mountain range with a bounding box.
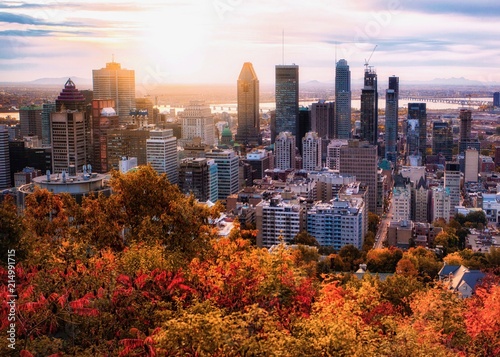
[0,77,92,87]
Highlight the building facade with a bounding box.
[432,121,453,161]
[275,65,299,143]
[385,88,398,164]
[360,68,378,146]
[205,149,239,201]
[178,157,218,202]
[180,101,215,146]
[0,125,10,189]
[302,131,322,171]
[235,62,261,145]
[335,59,351,139]
[275,131,296,170]
[146,129,178,184]
[20,105,43,140]
[91,99,119,173]
[408,103,427,164]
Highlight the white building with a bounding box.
[146,129,178,184]
[302,131,322,171]
[482,192,500,225]
[393,185,412,221]
[206,149,239,201]
[444,163,461,217]
[307,196,366,250]
[432,186,452,223]
[180,101,215,146]
[326,139,348,170]
[256,195,304,247]
[275,131,295,170]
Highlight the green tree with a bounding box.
[338,244,362,271]
[291,230,319,247]
[368,212,380,234]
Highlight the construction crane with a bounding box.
[364,45,378,70]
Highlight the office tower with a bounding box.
[107,128,150,170]
[385,88,398,165]
[41,103,56,146]
[326,139,348,170]
[91,99,119,173]
[311,100,334,139]
[297,106,311,155]
[0,125,10,189]
[432,121,453,161]
[50,111,87,173]
[245,149,271,180]
[335,59,351,139]
[464,148,479,183]
[494,92,500,107]
[307,197,366,250]
[360,67,378,146]
[339,140,378,213]
[180,101,215,146]
[408,103,427,163]
[458,108,480,154]
[406,119,421,164]
[444,163,461,216]
[205,149,239,201]
[274,131,296,170]
[275,64,299,146]
[388,76,399,103]
[146,129,178,184]
[20,105,43,139]
[235,62,261,145]
[302,131,322,171]
[432,186,451,223]
[178,158,218,202]
[92,61,135,123]
[256,195,304,247]
[56,78,86,112]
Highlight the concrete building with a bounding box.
[310,171,356,203]
[464,148,479,183]
[444,163,461,217]
[41,103,56,146]
[432,121,453,161]
[245,149,272,181]
[360,67,378,146]
[107,128,150,170]
[178,157,218,202]
[275,131,296,170]
[326,139,348,170]
[412,176,430,223]
[311,100,334,139]
[387,220,413,249]
[206,149,239,201]
[0,125,10,189]
[20,105,43,140]
[432,186,452,223]
[339,140,379,213]
[458,109,480,155]
[393,185,412,222]
[335,59,351,139]
[92,61,136,123]
[146,129,178,184]
[302,131,322,171]
[91,99,119,173]
[180,101,215,146]
[406,119,421,162]
[256,194,304,247]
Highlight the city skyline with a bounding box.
[1,0,500,87]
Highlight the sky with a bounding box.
[1,0,499,90]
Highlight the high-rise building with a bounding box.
[385,88,398,164]
[135,97,155,125]
[464,148,479,183]
[444,163,461,217]
[274,131,296,170]
[91,99,119,173]
[458,109,480,154]
[56,78,87,112]
[275,64,299,145]
[245,149,272,180]
[41,103,56,146]
[302,131,322,171]
[0,125,10,189]
[493,92,500,107]
[107,128,150,170]
[180,101,215,146]
[307,197,366,250]
[50,111,87,173]
[388,76,399,104]
[408,103,427,163]
[335,59,351,139]
[297,106,311,155]
[146,129,178,184]
[92,61,135,123]
[205,149,239,201]
[393,182,411,222]
[178,157,218,202]
[412,177,430,223]
[431,186,451,223]
[339,140,379,213]
[406,119,421,163]
[235,62,261,145]
[432,121,453,161]
[360,67,378,146]
[311,100,334,139]
[326,139,348,170]
[20,105,43,140]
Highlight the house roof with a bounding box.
[438,264,461,278]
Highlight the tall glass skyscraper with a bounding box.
[360,68,378,146]
[235,62,261,145]
[408,103,427,163]
[385,89,397,164]
[335,59,351,139]
[275,64,299,147]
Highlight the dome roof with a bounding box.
[101,107,117,116]
[221,127,232,137]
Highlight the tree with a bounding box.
[291,230,319,247]
[368,212,380,234]
[362,231,376,253]
[366,247,403,273]
[338,245,362,271]
[0,195,25,264]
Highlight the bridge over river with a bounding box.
[399,97,492,107]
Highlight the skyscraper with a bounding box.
[41,103,56,146]
[91,99,120,173]
[20,105,43,139]
[235,62,261,145]
[107,128,150,169]
[92,61,135,124]
[385,87,398,165]
[360,67,378,146]
[0,125,10,189]
[335,59,351,139]
[274,131,296,170]
[56,78,87,112]
[444,163,461,217]
[147,129,178,184]
[432,121,453,161]
[494,92,500,107]
[302,131,322,171]
[178,158,218,202]
[458,108,480,154]
[311,100,334,139]
[297,106,311,156]
[408,103,427,163]
[205,149,239,201]
[275,64,299,146]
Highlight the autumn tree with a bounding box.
[0,195,25,264]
